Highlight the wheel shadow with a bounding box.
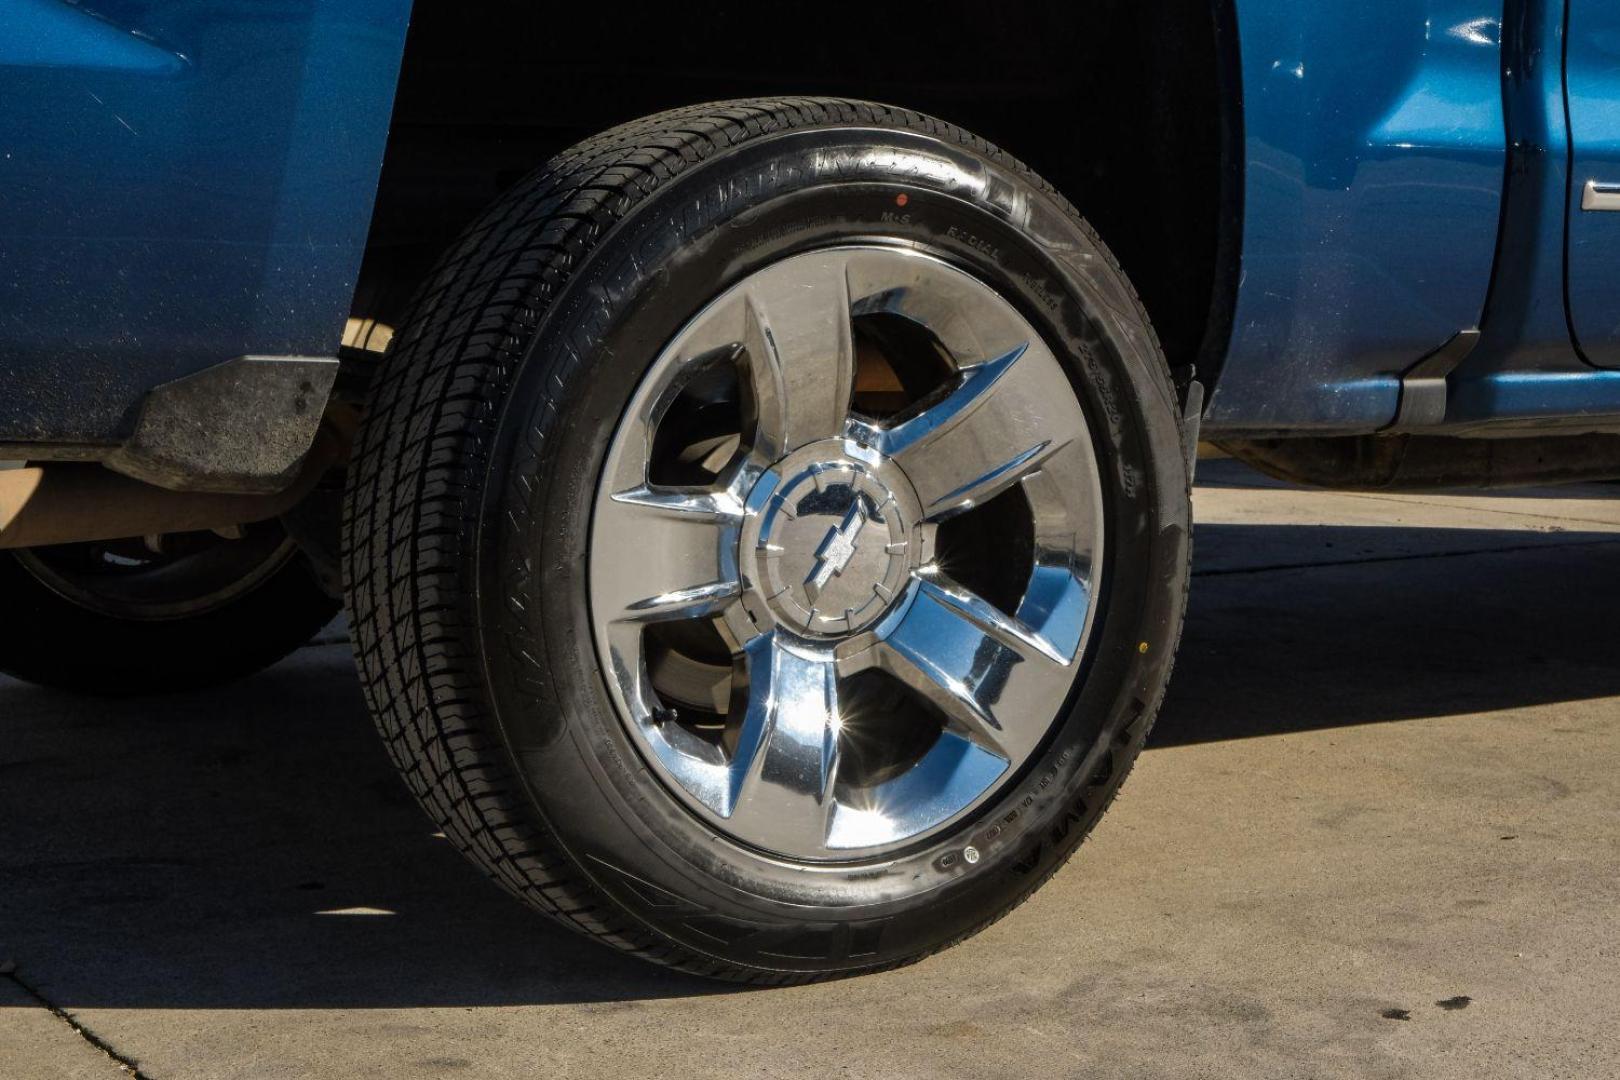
[1153,522,1620,745]
[2,521,1619,1008]
[0,649,729,1010]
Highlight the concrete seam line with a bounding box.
[1190,537,1620,578]
[3,968,155,1079]
[1331,489,1620,531]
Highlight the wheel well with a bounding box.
[354,1,1239,381]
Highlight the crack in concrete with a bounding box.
[4,968,153,1079]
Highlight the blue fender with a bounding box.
[0,0,412,446]
[1204,1,1508,434]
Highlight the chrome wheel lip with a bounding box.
[589,244,1105,862]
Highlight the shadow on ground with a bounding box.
[1193,462,1620,500]
[1155,524,1620,745]
[2,521,1618,1009]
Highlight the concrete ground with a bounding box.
[3,458,1618,1079]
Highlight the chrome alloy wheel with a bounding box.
[590,246,1105,860]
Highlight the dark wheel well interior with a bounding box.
[354,1,1239,384]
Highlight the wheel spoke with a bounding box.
[724,634,842,852]
[853,340,1078,521]
[872,576,1074,763]
[593,486,742,623]
[739,254,856,459]
[826,732,1008,850]
[845,248,1035,368]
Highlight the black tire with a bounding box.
[344,98,1190,982]
[0,527,339,696]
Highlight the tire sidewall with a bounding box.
[479,124,1190,972]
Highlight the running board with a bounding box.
[1388,329,1481,430]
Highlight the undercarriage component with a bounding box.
[0,465,306,549]
[0,426,341,550]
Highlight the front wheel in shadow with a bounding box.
[0,522,338,695]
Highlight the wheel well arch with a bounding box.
[354,1,1240,387]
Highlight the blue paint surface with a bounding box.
[1565,0,1620,368]
[1438,0,1620,429]
[1205,1,1509,433]
[0,0,410,444]
[4,0,1620,445]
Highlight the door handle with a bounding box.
[1582,179,1620,211]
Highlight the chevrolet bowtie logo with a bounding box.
[806,501,868,598]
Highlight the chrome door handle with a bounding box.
[1582,179,1620,211]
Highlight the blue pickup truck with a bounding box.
[2,1,1615,982]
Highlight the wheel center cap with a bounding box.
[741,445,920,638]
